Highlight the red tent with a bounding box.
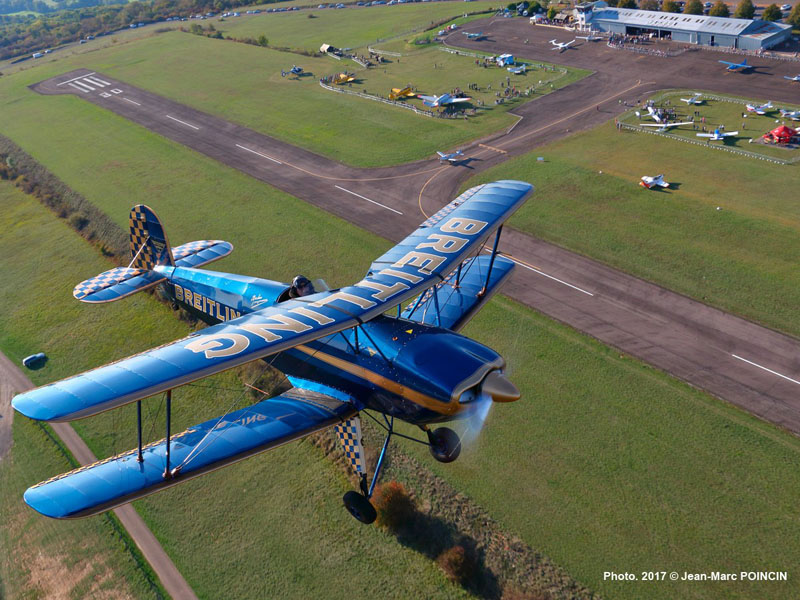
[763,125,798,144]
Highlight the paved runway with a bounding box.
[30,20,800,435]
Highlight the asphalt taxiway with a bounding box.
[29,19,800,435]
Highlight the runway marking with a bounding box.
[489,250,594,296]
[70,80,94,92]
[68,83,90,94]
[122,97,141,106]
[235,143,282,164]
[478,143,508,154]
[334,185,402,215]
[84,75,110,87]
[57,72,96,86]
[165,115,200,130]
[731,355,800,386]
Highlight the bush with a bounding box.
[734,0,755,18]
[788,2,800,26]
[684,0,704,13]
[372,480,416,532]
[437,545,474,584]
[68,212,90,231]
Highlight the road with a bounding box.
[27,18,800,438]
[0,351,198,600]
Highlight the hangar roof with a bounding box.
[590,8,753,35]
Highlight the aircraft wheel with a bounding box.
[428,427,461,463]
[343,491,376,524]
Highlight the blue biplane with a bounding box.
[13,180,532,524]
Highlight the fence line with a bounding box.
[618,122,796,164]
[697,44,800,63]
[319,80,436,117]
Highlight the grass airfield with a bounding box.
[0,27,586,167]
[1,77,800,598]
[1,5,800,600]
[467,116,800,337]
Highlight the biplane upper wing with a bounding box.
[24,387,357,519]
[13,180,532,423]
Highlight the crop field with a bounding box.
[466,119,800,337]
[1,86,799,599]
[0,32,585,166]
[618,90,800,161]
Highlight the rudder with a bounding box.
[129,205,174,270]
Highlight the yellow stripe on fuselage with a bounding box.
[295,345,461,417]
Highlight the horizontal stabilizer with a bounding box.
[24,388,356,519]
[402,255,515,331]
[73,240,232,303]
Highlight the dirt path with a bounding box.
[0,350,198,600]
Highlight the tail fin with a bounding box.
[129,205,174,270]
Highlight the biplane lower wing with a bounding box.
[402,255,515,332]
[24,388,357,519]
[13,180,531,423]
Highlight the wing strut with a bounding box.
[480,225,503,298]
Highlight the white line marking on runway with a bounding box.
[57,72,96,86]
[235,143,282,164]
[731,354,800,386]
[122,97,141,106]
[84,75,110,87]
[165,115,200,130]
[334,185,403,215]
[489,250,594,296]
[68,83,89,93]
[71,80,94,92]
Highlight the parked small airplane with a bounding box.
[333,72,355,84]
[281,65,304,77]
[640,174,670,189]
[719,58,752,72]
[697,128,738,141]
[640,121,693,132]
[550,39,575,52]
[783,74,800,82]
[389,86,415,100]
[507,64,527,74]
[745,100,773,115]
[576,34,600,41]
[418,93,472,108]
[437,149,465,163]
[779,108,800,120]
[645,106,669,124]
[461,31,485,40]
[680,93,703,105]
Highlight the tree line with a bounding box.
[0,0,290,61]
[603,0,797,24]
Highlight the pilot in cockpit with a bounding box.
[288,275,316,299]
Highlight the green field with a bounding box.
[618,90,800,161]
[213,1,500,52]
[0,23,585,166]
[466,119,800,337]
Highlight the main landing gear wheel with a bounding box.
[428,427,461,463]
[343,491,377,524]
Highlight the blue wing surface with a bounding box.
[13,180,532,423]
[402,255,515,332]
[24,388,357,519]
